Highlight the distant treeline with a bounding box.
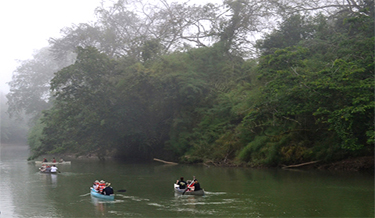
[1,92,28,144]
[6,0,374,166]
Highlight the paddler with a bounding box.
[191,179,201,191]
[99,180,106,192]
[93,180,99,189]
[176,177,187,189]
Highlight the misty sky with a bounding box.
[0,0,213,95]
[0,0,103,94]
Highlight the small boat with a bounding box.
[39,167,59,174]
[90,187,115,200]
[39,170,58,174]
[174,184,205,196]
[35,161,71,165]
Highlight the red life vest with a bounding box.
[99,183,106,192]
[188,181,194,188]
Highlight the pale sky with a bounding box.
[0,0,215,95]
[0,0,103,94]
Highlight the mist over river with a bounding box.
[0,144,373,217]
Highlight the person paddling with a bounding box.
[50,165,58,173]
[176,177,187,189]
[184,176,196,193]
[98,180,106,192]
[93,180,99,189]
[45,165,51,173]
[192,179,201,191]
[102,182,114,195]
[40,164,46,172]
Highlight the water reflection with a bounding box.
[91,196,110,213]
[38,173,58,188]
[51,174,57,188]
[1,144,374,217]
[91,195,128,217]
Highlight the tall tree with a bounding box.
[35,47,117,158]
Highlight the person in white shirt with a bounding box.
[50,165,58,173]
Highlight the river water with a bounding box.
[0,144,373,217]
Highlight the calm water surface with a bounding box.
[0,144,373,217]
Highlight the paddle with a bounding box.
[182,177,195,195]
[182,187,189,195]
[117,189,127,192]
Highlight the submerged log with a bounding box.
[153,158,178,165]
[282,160,320,169]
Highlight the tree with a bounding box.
[272,0,374,17]
[1,92,28,144]
[23,0,374,165]
[240,10,374,164]
[48,0,281,61]
[256,14,323,55]
[6,47,74,121]
[34,47,117,158]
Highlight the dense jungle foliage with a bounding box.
[6,0,374,166]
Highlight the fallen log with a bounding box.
[153,158,178,165]
[282,160,320,169]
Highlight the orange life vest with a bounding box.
[99,183,106,192]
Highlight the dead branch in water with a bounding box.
[153,158,178,165]
[282,160,320,169]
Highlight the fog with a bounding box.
[0,0,103,94]
[0,0,214,95]
[0,0,215,143]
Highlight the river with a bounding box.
[0,144,373,217]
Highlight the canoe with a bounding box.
[90,187,115,200]
[39,167,59,174]
[35,161,71,165]
[174,184,205,196]
[39,170,58,174]
[40,171,58,174]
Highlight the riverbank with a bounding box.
[315,156,374,171]
[199,155,374,172]
[27,145,374,172]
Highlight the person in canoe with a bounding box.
[96,180,106,192]
[40,164,46,172]
[42,158,48,162]
[40,164,51,172]
[102,183,114,195]
[52,157,56,163]
[184,177,200,192]
[93,180,99,189]
[176,177,187,189]
[191,179,201,191]
[50,165,58,173]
